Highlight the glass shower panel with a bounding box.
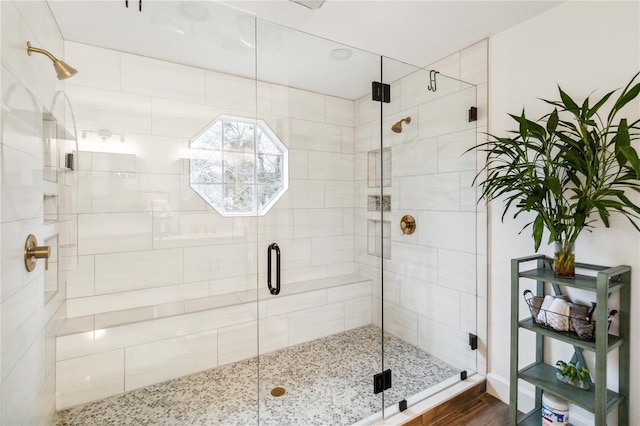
[255,20,385,424]
[380,57,478,416]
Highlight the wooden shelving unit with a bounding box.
[509,255,630,425]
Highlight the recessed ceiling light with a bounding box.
[331,48,352,61]
[178,2,210,22]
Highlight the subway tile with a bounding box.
[66,281,208,317]
[418,211,476,253]
[311,235,354,266]
[259,314,289,354]
[94,248,183,294]
[1,2,24,82]
[65,85,151,135]
[272,85,325,122]
[307,152,353,181]
[266,289,327,317]
[257,209,295,240]
[1,68,43,159]
[125,329,218,391]
[65,41,121,91]
[133,134,186,175]
[94,302,184,330]
[400,276,460,329]
[293,209,343,238]
[206,70,256,112]
[355,95,379,126]
[209,275,257,296]
[183,242,257,282]
[437,249,476,295]
[325,181,353,208]
[392,137,437,177]
[56,349,124,409]
[1,222,24,301]
[460,171,479,212]
[384,242,437,283]
[327,281,370,303]
[418,315,475,371]
[152,97,226,139]
[217,322,257,366]
[437,129,477,173]
[283,179,325,209]
[399,173,460,211]
[291,119,342,152]
[345,296,372,329]
[382,301,418,346]
[1,146,43,222]
[122,53,205,103]
[289,149,308,179]
[341,126,354,154]
[153,211,234,249]
[1,281,38,381]
[460,39,488,85]
[326,96,354,127]
[460,292,477,335]
[418,87,476,140]
[58,304,257,361]
[288,302,344,345]
[2,330,46,424]
[78,212,152,255]
[328,261,355,277]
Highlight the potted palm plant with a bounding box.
[473,73,640,276]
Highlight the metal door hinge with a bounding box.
[372,81,391,103]
[469,333,478,350]
[373,369,392,394]
[469,106,478,122]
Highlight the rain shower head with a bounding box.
[27,41,78,80]
[392,117,411,133]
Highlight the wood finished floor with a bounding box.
[402,382,510,426]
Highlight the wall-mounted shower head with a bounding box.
[26,41,78,80]
[392,117,411,133]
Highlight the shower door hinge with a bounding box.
[469,333,478,350]
[373,369,392,394]
[468,106,478,122]
[461,370,468,381]
[372,81,391,103]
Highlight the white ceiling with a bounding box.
[48,0,562,100]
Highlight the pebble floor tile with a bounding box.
[55,325,458,426]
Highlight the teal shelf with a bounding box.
[519,362,622,413]
[519,318,623,352]
[510,255,630,425]
[518,408,576,426]
[519,267,627,293]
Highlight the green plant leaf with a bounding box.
[620,145,640,177]
[587,90,614,118]
[533,215,544,251]
[547,109,559,134]
[559,86,580,113]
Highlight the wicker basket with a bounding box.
[523,290,616,341]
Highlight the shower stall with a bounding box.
[0,1,482,424]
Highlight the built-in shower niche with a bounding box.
[367,195,391,212]
[367,148,391,188]
[367,219,391,259]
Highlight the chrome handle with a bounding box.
[24,234,51,272]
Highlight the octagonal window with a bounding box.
[189,115,288,216]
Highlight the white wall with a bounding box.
[63,41,357,319]
[0,1,73,424]
[487,2,640,425]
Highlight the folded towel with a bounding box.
[547,298,571,331]
[570,304,593,339]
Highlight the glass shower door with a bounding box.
[379,56,479,416]
[255,20,386,425]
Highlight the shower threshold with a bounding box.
[55,325,459,426]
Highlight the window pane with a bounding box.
[191,121,222,149]
[223,121,254,152]
[224,185,254,213]
[191,184,223,208]
[256,154,283,184]
[190,153,222,184]
[256,127,283,154]
[224,153,255,183]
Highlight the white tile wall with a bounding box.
[288,302,345,345]
[291,119,342,152]
[125,329,218,391]
[78,212,152,255]
[56,349,125,409]
[65,42,121,91]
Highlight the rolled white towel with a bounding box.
[536,295,555,325]
[547,298,571,331]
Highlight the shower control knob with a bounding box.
[24,234,51,272]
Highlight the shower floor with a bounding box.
[55,325,458,426]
